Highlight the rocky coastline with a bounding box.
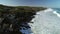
[0,5,46,34]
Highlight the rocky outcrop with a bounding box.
[0,5,46,34]
[0,12,36,34]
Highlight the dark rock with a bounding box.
[0,5,46,34]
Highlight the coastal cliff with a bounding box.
[0,5,46,34]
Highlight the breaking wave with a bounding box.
[53,11,60,17]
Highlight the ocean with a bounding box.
[20,8,60,34]
[29,8,60,34]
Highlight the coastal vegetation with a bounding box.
[0,4,46,34]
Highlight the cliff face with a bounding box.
[0,5,46,34]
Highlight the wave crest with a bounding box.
[53,11,60,17]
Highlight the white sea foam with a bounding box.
[44,8,53,12]
[36,8,53,15]
[53,11,60,17]
[29,8,60,34]
[20,8,60,34]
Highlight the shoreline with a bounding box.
[0,4,47,34]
